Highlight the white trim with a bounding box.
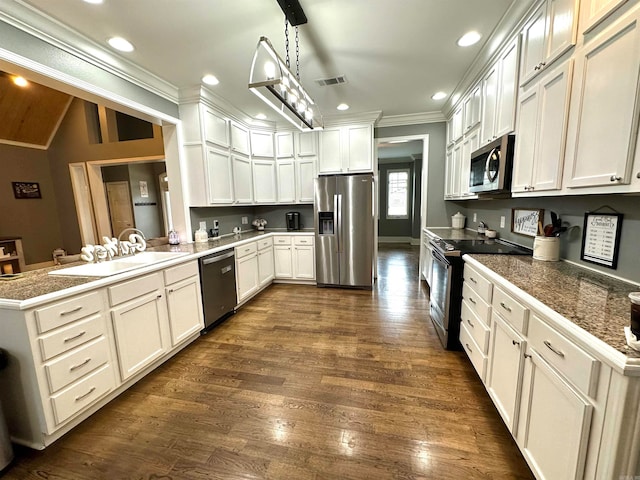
[321,110,383,127]
[45,95,73,149]
[377,111,446,127]
[386,167,411,219]
[0,138,47,150]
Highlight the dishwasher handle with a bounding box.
[202,251,235,265]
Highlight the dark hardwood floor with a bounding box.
[2,244,534,479]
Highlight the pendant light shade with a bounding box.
[248,36,322,131]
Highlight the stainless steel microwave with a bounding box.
[469,134,515,194]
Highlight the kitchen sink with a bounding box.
[48,251,189,277]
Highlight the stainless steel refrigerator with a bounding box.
[314,173,374,288]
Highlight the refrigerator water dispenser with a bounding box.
[318,212,334,234]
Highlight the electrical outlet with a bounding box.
[500,216,506,228]
[213,219,219,228]
[473,213,477,222]
[241,216,248,225]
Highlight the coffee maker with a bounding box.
[286,212,301,231]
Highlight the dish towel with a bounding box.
[624,327,640,351]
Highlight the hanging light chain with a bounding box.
[295,26,300,81]
[284,18,290,69]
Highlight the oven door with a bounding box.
[429,248,452,346]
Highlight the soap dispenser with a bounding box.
[194,221,208,243]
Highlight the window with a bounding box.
[387,168,410,219]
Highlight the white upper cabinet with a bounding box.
[232,155,253,203]
[203,108,229,147]
[296,131,318,156]
[463,84,482,134]
[297,158,316,203]
[250,130,274,158]
[513,60,573,194]
[446,117,455,147]
[318,124,373,174]
[252,159,277,203]
[481,64,499,145]
[460,127,480,198]
[580,0,629,33]
[230,122,250,156]
[275,131,295,158]
[452,107,464,143]
[495,38,519,138]
[276,159,296,203]
[205,147,234,204]
[520,0,579,85]
[564,7,640,189]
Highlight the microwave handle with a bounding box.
[485,147,500,182]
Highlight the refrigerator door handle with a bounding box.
[336,194,342,253]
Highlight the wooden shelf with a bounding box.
[0,238,25,273]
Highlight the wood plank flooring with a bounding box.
[2,244,534,479]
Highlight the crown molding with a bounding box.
[377,111,446,127]
[321,110,383,127]
[0,1,179,104]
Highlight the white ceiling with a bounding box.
[16,0,517,124]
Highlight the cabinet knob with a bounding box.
[610,175,622,182]
[540,62,546,67]
[534,65,540,71]
[512,339,520,347]
[157,294,163,300]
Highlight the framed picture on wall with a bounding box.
[580,212,623,269]
[511,208,544,237]
[12,182,41,199]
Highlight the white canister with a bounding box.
[533,236,560,261]
[452,212,466,229]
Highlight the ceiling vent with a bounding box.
[315,75,347,87]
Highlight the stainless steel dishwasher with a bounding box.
[199,249,237,332]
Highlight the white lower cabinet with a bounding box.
[293,241,315,279]
[273,235,315,282]
[258,239,275,288]
[164,261,204,346]
[235,239,275,304]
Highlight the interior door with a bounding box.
[105,181,135,237]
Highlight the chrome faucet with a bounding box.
[117,228,146,257]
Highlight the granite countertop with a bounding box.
[467,254,640,359]
[0,229,314,304]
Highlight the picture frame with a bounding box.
[12,182,41,199]
[580,212,623,269]
[511,208,544,237]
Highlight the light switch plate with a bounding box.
[241,216,248,224]
[500,216,506,228]
[473,213,477,222]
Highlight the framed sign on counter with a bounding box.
[511,208,544,237]
[580,212,623,269]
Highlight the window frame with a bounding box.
[386,167,410,220]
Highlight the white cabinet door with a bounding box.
[205,147,234,204]
[463,84,482,133]
[460,128,479,197]
[545,0,579,63]
[318,128,342,173]
[565,11,640,188]
[277,158,296,203]
[580,0,629,33]
[296,131,318,156]
[346,125,373,172]
[236,253,259,303]
[495,38,519,137]
[517,350,593,480]
[481,65,499,145]
[446,117,455,147]
[513,87,539,193]
[450,142,462,198]
[521,4,548,85]
[444,148,453,199]
[293,245,315,279]
[232,155,253,203]
[203,108,228,147]
[452,107,464,142]
[165,276,203,346]
[275,132,294,158]
[230,122,250,155]
[250,130,274,158]
[258,247,275,287]
[486,314,526,433]
[111,291,168,381]
[297,157,316,203]
[252,159,277,203]
[274,245,293,278]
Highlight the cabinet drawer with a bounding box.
[528,315,600,397]
[257,237,273,250]
[460,322,488,382]
[492,286,529,334]
[35,291,104,334]
[45,336,110,394]
[108,273,162,307]
[235,242,257,259]
[39,314,106,361]
[163,260,198,285]
[50,363,115,426]
[462,282,491,324]
[273,236,292,245]
[463,264,493,303]
[461,300,491,353]
[293,236,314,246]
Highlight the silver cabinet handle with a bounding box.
[69,358,91,372]
[544,340,565,358]
[464,343,473,354]
[610,175,622,182]
[60,306,82,316]
[467,318,474,328]
[75,386,96,402]
[168,289,174,293]
[63,331,86,343]
[469,276,477,284]
[500,301,512,312]
[468,297,477,305]
[524,353,532,359]
[512,339,521,347]
[156,294,162,300]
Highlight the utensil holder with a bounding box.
[533,236,560,261]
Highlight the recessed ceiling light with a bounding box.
[431,91,447,100]
[255,113,267,120]
[337,103,349,111]
[107,37,134,52]
[457,31,482,47]
[83,0,104,4]
[12,76,28,87]
[202,74,220,86]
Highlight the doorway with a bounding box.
[106,181,135,237]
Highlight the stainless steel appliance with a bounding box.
[469,134,515,194]
[286,211,301,231]
[198,249,237,331]
[314,173,374,288]
[429,237,531,349]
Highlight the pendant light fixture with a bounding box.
[248,3,322,131]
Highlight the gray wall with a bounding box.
[128,163,164,238]
[452,195,640,284]
[378,160,415,237]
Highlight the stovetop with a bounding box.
[431,238,532,257]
